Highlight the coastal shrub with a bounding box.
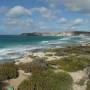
[31,58,48,74]
[18,71,73,90]
[48,46,90,56]
[49,55,90,72]
[86,80,90,90]
[0,62,18,81]
[18,58,48,73]
[50,71,73,90]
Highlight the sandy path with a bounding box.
[69,70,87,90]
[9,70,31,90]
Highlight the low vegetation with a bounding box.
[47,46,90,56]
[18,58,48,73]
[0,62,18,81]
[18,63,32,73]
[31,58,48,74]
[18,70,73,90]
[49,55,90,72]
[0,45,90,90]
[86,80,90,90]
[18,58,73,90]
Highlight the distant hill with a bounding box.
[21,31,90,36]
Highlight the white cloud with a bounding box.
[58,17,88,30]
[64,0,90,14]
[68,18,88,30]
[0,5,57,31]
[4,1,90,15]
[5,6,56,20]
[31,7,56,20]
[4,18,34,30]
[58,18,68,24]
[41,0,90,14]
[59,18,87,26]
[73,18,84,26]
[7,6,31,17]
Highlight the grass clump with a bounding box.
[48,46,90,56]
[49,55,90,72]
[0,62,18,81]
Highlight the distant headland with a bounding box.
[21,31,90,36]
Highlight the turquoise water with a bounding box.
[0,35,90,61]
[0,35,62,48]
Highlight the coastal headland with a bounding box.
[21,31,90,36]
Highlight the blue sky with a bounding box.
[0,0,90,34]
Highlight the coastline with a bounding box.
[0,35,90,62]
[1,43,90,90]
[0,41,89,64]
[15,42,90,64]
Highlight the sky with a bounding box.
[0,0,90,34]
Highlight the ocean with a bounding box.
[0,35,90,61]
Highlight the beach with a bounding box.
[0,35,90,90]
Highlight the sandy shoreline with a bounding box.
[14,43,90,64]
[1,44,90,90]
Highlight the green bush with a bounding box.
[18,71,73,90]
[0,62,18,81]
[49,71,73,90]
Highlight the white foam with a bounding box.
[0,35,90,61]
[0,45,48,61]
[41,41,49,44]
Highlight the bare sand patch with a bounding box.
[9,70,31,90]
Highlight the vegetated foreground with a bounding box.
[0,45,90,90]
